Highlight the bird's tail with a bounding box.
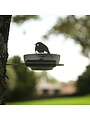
[48,51,53,57]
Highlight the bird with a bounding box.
[35,42,52,56]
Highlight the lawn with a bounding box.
[6,95,90,105]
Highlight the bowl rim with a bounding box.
[24,53,60,56]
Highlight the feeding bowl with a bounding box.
[24,54,60,70]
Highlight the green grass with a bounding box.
[6,95,90,105]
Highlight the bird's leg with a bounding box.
[39,54,45,60]
[35,51,36,53]
[39,56,44,60]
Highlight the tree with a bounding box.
[76,65,90,95]
[0,15,40,105]
[0,15,12,104]
[6,56,37,101]
[43,15,90,57]
[12,15,40,24]
[43,15,90,95]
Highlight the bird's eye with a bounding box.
[37,44,39,46]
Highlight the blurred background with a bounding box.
[6,15,90,105]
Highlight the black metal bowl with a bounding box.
[24,54,60,70]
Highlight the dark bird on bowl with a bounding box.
[35,42,52,57]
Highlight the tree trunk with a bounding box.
[0,15,12,105]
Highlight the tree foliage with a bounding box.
[43,15,90,95]
[12,15,40,24]
[76,64,90,95]
[43,15,90,57]
[5,56,38,101]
